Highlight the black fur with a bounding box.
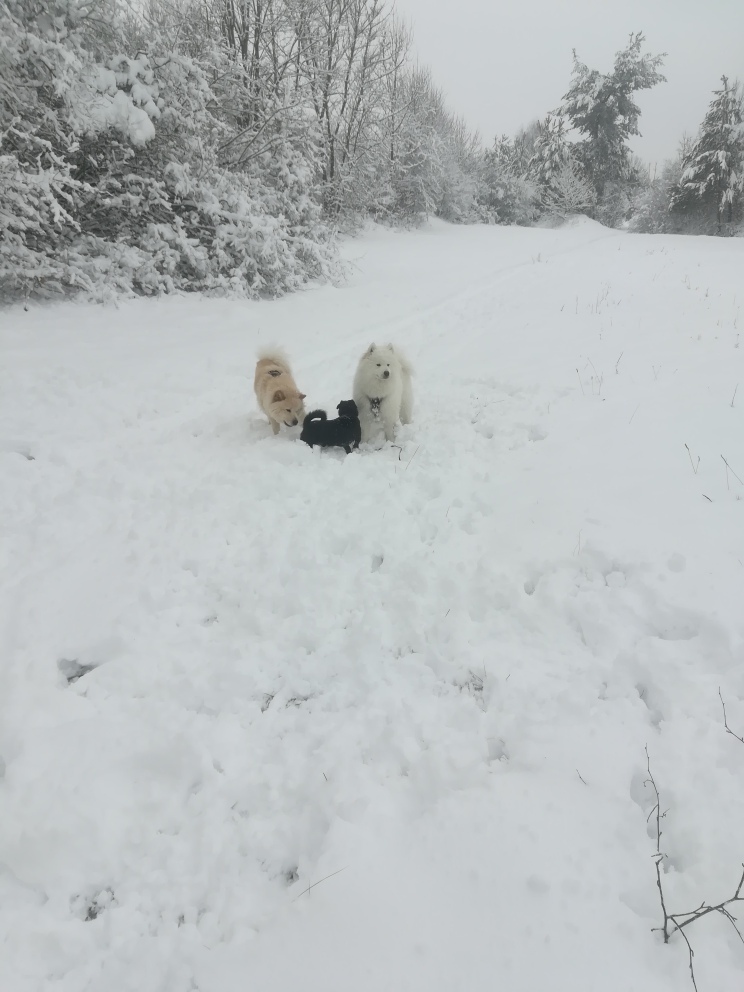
[301,400,361,454]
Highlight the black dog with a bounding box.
[301,400,361,454]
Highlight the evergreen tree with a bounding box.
[529,115,571,185]
[510,119,541,177]
[526,115,594,219]
[671,76,744,229]
[559,32,665,199]
[540,161,596,219]
[477,135,538,225]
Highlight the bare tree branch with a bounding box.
[646,745,744,991]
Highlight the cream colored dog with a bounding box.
[254,349,306,434]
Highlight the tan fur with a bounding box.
[253,350,306,434]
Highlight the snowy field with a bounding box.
[1,218,744,992]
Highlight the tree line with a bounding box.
[1,3,742,302]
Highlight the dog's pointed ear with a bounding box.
[387,343,395,352]
[366,343,376,354]
[272,389,286,402]
[299,393,306,400]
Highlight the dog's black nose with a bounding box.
[383,369,390,378]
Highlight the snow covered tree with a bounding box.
[526,114,595,219]
[671,76,744,230]
[367,62,482,224]
[529,115,571,186]
[0,0,492,300]
[477,135,538,225]
[296,0,394,214]
[559,33,665,201]
[1,0,89,295]
[435,113,482,222]
[540,161,596,219]
[0,0,340,300]
[507,120,540,178]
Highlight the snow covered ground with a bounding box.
[1,218,743,992]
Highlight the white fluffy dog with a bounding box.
[352,343,413,443]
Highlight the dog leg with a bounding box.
[358,414,373,444]
[270,418,280,435]
[400,376,413,425]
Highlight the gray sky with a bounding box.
[392,0,744,168]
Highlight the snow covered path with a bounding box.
[1,219,744,992]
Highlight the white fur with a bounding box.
[352,343,414,443]
[256,344,290,364]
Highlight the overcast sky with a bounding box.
[391,0,744,168]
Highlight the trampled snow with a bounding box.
[1,219,743,991]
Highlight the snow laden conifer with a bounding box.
[559,33,666,211]
[671,76,744,230]
[529,115,571,186]
[476,136,538,225]
[528,114,594,219]
[540,162,596,219]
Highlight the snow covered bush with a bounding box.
[0,0,88,297]
[0,0,339,302]
[149,163,337,296]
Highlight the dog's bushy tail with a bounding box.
[394,347,414,424]
[390,345,413,377]
[257,345,291,367]
[303,410,327,426]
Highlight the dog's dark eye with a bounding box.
[376,363,381,366]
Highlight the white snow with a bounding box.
[71,60,159,147]
[1,218,743,992]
